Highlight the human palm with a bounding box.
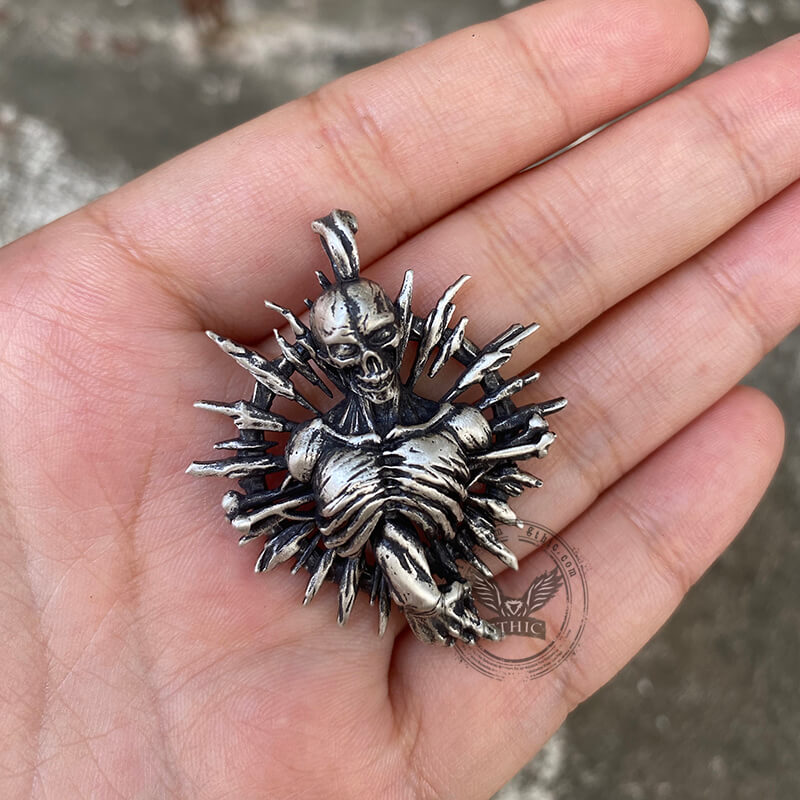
[2,1,798,797]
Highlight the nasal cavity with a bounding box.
[363,352,382,375]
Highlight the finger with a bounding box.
[388,387,784,800]
[361,33,800,362]
[5,0,709,338]
[517,176,800,536]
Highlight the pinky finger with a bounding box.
[388,386,785,800]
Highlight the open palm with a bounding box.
[2,1,798,797]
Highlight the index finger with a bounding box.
[35,0,708,339]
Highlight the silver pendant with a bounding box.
[188,210,565,646]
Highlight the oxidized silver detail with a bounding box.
[188,210,565,646]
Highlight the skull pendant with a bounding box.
[188,210,565,646]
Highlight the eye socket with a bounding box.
[328,343,359,361]
[369,325,396,347]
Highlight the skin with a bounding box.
[0,0,798,797]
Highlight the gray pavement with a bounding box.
[0,0,797,797]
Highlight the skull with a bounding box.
[310,279,402,404]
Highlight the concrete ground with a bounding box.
[0,0,797,797]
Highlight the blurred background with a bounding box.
[0,0,797,797]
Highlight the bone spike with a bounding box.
[476,371,540,411]
[429,315,469,378]
[515,471,544,489]
[292,533,322,575]
[369,566,381,605]
[471,433,557,463]
[409,274,470,387]
[233,482,305,515]
[337,556,362,626]
[194,400,295,432]
[488,541,519,571]
[238,516,284,545]
[523,371,541,386]
[467,495,519,526]
[239,528,272,546]
[477,465,543,496]
[303,548,336,605]
[463,511,519,570]
[213,438,272,451]
[255,522,316,573]
[441,323,540,402]
[491,406,546,434]
[264,300,308,337]
[231,493,315,534]
[273,329,334,398]
[504,415,549,448]
[454,537,494,578]
[255,539,279,572]
[205,332,317,412]
[186,454,286,479]
[377,576,391,637]
[539,397,568,416]
[483,322,538,352]
[395,269,414,362]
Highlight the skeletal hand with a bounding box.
[405,581,504,647]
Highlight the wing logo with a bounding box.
[470,567,564,640]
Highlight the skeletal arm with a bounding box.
[448,403,555,501]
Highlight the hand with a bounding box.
[1,1,797,797]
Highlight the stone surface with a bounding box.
[0,0,797,797]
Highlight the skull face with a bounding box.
[310,280,402,404]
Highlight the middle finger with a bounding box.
[363,34,800,365]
